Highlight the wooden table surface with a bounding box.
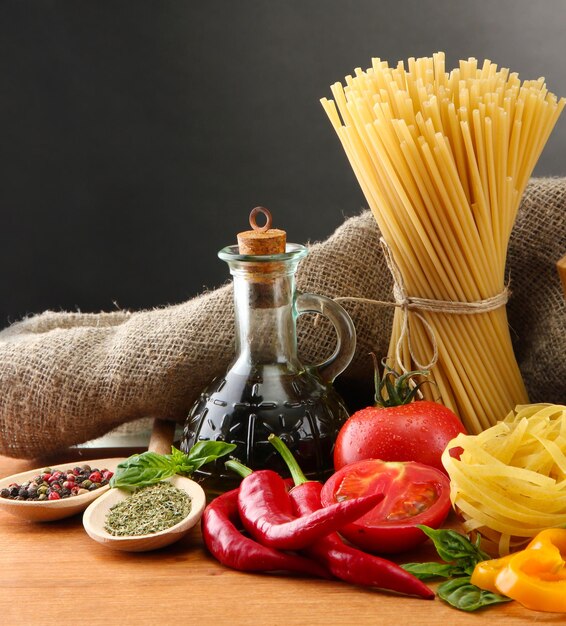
[0,450,560,626]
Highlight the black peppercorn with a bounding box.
[1,465,114,501]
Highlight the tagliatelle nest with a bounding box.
[442,403,566,556]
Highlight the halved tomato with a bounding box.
[320,459,451,554]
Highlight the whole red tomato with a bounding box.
[334,399,465,473]
[334,359,466,473]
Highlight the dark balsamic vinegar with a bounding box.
[181,364,349,493]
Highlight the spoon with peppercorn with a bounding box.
[0,456,123,522]
[0,418,181,523]
[81,418,220,552]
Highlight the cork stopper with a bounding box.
[237,207,286,255]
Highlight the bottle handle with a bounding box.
[296,293,356,383]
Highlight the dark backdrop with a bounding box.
[1,0,565,326]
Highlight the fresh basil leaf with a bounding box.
[401,561,459,580]
[417,525,490,565]
[437,577,512,612]
[170,446,188,466]
[110,451,175,489]
[166,446,196,475]
[109,442,237,489]
[406,526,508,612]
[185,441,237,472]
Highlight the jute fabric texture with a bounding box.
[0,178,563,458]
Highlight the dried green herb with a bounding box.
[104,481,191,537]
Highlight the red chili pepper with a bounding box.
[201,487,330,578]
[269,434,434,599]
[237,468,384,551]
[290,481,434,598]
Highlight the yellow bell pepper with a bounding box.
[470,553,514,593]
[525,528,566,552]
[472,528,566,613]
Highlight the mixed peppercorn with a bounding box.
[0,465,113,501]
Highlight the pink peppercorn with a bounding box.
[1,466,109,503]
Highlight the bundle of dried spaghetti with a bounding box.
[322,53,565,433]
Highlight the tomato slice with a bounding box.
[321,459,451,554]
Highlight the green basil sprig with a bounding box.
[406,525,491,578]
[402,525,512,612]
[437,576,512,612]
[110,441,236,490]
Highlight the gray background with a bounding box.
[1,0,565,326]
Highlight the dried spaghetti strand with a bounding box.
[322,54,564,433]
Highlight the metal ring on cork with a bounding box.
[249,206,272,233]
[237,207,286,256]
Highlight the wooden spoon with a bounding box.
[0,418,176,523]
[557,253,566,299]
[82,419,206,552]
[0,455,123,522]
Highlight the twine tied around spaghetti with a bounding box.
[335,237,510,372]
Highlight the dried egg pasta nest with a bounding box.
[441,403,566,556]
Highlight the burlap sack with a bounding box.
[506,178,566,404]
[0,178,564,459]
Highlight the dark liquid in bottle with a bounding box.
[181,365,349,494]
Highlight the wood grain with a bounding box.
[0,453,559,626]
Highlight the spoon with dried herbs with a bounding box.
[83,419,235,552]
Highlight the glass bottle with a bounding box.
[181,211,355,492]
